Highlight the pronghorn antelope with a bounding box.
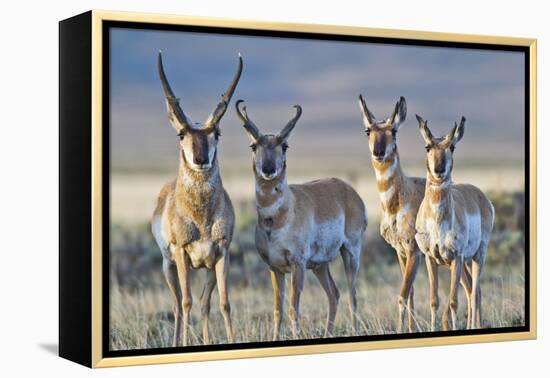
[415,115,494,330]
[358,95,425,333]
[236,100,367,339]
[151,52,242,346]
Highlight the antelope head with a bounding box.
[358,95,407,162]
[158,52,243,172]
[416,114,466,184]
[235,100,302,181]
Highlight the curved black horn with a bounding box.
[206,54,244,130]
[278,105,302,141]
[235,100,261,140]
[157,51,192,131]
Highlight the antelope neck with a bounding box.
[255,170,292,234]
[373,151,403,210]
[256,172,290,208]
[426,174,452,219]
[176,153,222,207]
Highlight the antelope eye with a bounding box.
[425,145,431,152]
[282,143,289,153]
[250,144,257,152]
[450,144,455,153]
[178,131,185,140]
[214,129,221,139]
[365,129,371,136]
[391,129,397,137]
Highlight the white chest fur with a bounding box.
[380,202,414,254]
[418,201,483,264]
[257,213,346,272]
[184,239,219,269]
[423,215,456,263]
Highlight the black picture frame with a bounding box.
[59,10,537,368]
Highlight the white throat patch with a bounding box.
[379,185,395,204]
[375,158,397,181]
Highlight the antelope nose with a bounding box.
[434,168,446,178]
[262,163,276,176]
[373,147,385,161]
[373,151,385,161]
[434,165,445,175]
[194,154,209,166]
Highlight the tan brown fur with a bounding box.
[254,173,367,340]
[374,154,425,251]
[415,115,495,331]
[152,52,242,347]
[237,100,367,340]
[359,94,424,333]
[153,153,236,346]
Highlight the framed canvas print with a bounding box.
[59,10,537,368]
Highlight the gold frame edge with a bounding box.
[89,9,537,368]
[91,10,104,368]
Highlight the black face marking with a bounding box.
[433,150,447,175]
[373,134,387,159]
[191,131,210,166]
[262,150,276,176]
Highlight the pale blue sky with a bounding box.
[109,27,525,171]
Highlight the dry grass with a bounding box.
[109,258,525,350]
[111,164,524,225]
[109,171,526,351]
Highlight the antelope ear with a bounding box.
[416,114,434,145]
[358,94,376,128]
[450,116,466,146]
[389,96,407,130]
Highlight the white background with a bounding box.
[0,0,546,376]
